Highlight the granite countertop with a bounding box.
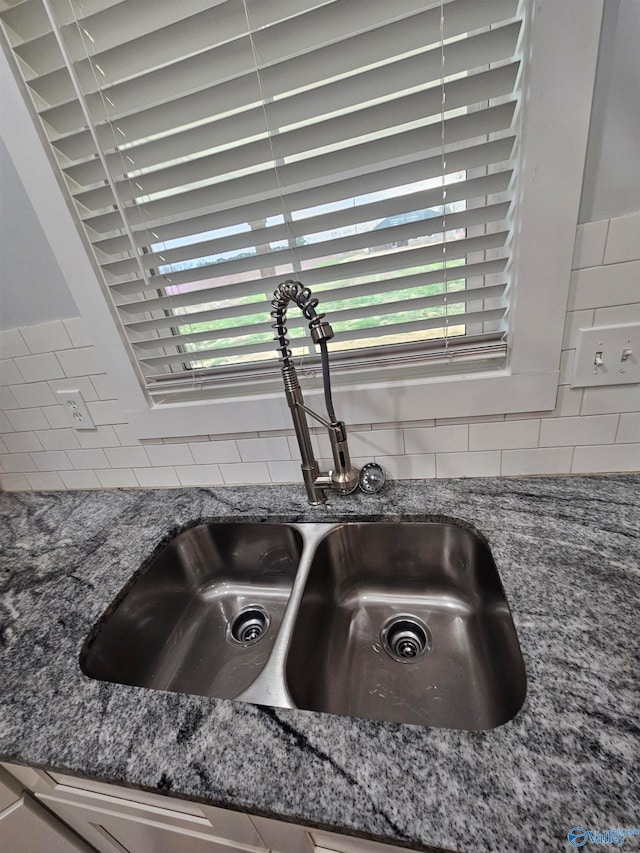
[0,476,638,852]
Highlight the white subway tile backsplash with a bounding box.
[14,353,64,382]
[3,432,42,453]
[49,376,98,402]
[35,429,80,451]
[66,448,109,469]
[190,440,240,464]
[0,472,30,490]
[0,411,12,432]
[554,384,584,418]
[60,470,101,489]
[95,468,138,488]
[436,451,501,478]
[569,261,640,311]
[594,304,640,325]
[572,220,608,269]
[25,472,65,490]
[134,467,180,487]
[616,413,640,443]
[220,461,270,484]
[348,429,404,457]
[603,212,640,265]
[76,425,121,448]
[237,436,290,463]
[112,424,141,446]
[287,433,322,460]
[20,321,73,354]
[175,465,224,486]
[0,329,29,359]
[404,425,468,454]
[40,406,69,430]
[145,443,194,467]
[436,414,505,425]
[56,346,104,377]
[558,349,575,386]
[0,436,7,454]
[90,374,118,400]
[62,318,92,348]
[86,400,127,425]
[11,382,58,408]
[469,419,539,451]
[372,419,436,430]
[539,414,619,447]
[581,384,640,415]
[106,446,150,468]
[31,450,74,472]
[1,360,24,386]
[0,385,18,410]
[502,447,573,476]
[572,443,640,473]
[267,461,301,483]
[0,453,39,473]
[562,310,594,350]
[5,408,50,431]
[375,454,436,479]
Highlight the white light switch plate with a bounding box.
[572,323,640,388]
[55,389,96,430]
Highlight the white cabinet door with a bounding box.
[0,766,21,812]
[0,794,90,853]
[38,789,265,853]
[250,814,315,853]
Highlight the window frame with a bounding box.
[0,0,604,439]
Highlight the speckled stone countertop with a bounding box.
[0,476,638,852]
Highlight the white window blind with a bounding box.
[0,0,524,397]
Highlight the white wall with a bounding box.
[579,0,640,222]
[1,211,638,490]
[0,139,78,330]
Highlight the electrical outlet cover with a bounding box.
[55,389,97,430]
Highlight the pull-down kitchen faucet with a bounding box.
[271,279,385,505]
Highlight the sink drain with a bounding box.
[380,615,431,663]
[227,605,271,646]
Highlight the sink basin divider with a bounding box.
[236,523,336,709]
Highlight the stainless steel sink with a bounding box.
[81,521,526,730]
[81,523,303,699]
[285,523,526,730]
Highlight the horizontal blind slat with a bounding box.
[95,137,515,256]
[116,232,509,314]
[63,22,521,185]
[101,170,513,277]
[121,258,508,334]
[138,307,507,369]
[130,282,508,352]
[46,15,519,154]
[71,63,519,211]
[83,101,517,234]
[106,201,510,291]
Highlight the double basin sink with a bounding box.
[81,521,526,731]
